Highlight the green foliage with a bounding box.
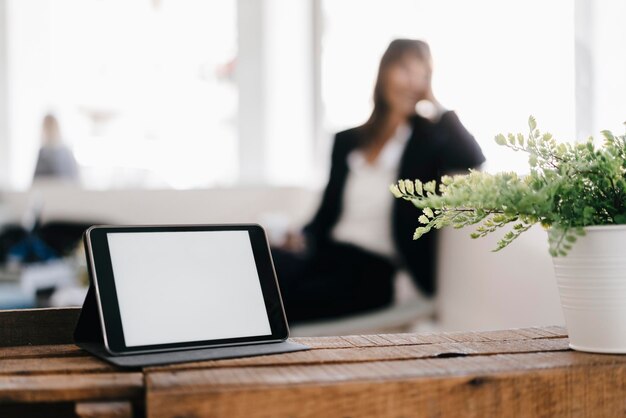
[390,116,626,256]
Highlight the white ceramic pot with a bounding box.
[552,225,626,353]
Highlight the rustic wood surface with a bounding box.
[146,326,626,418]
[3,308,626,418]
[0,307,80,347]
[75,401,134,418]
[0,346,142,417]
[0,350,143,403]
[0,308,142,418]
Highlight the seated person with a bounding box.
[273,39,485,323]
[33,114,79,182]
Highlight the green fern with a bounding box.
[390,117,626,256]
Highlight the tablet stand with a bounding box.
[74,286,309,369]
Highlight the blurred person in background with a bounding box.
[33,113,79,182]
[273,39,485,323]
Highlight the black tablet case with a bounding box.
[74,285,309,369]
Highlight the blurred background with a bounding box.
[0,0,624,334]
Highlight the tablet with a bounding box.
[84,224,289,355]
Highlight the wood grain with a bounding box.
[146,327,626,418]
[0,344,83,360]
[0,308,142,415]
[146,336,570,371]
[0,307,81,347]
[75,401,133,418]
[147,351,626,418]
[291,326,567,350]
[1,312,615,418]
[0,373,143,403]
[0,355,117,376]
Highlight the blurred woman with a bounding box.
[273,39,485,323]
[33,114,79,181]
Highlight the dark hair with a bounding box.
[359,39,434,146]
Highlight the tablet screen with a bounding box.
[106,230,272,347]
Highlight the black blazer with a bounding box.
[303,111,485,296]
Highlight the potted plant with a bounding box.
[391,116,626,353]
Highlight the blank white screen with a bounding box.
[106,230,272,347]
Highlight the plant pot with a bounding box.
[552,225,626,353]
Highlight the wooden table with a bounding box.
[0,308,143,418]
[2,308,626,417]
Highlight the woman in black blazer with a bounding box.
[273,39,485,323]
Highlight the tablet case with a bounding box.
[74,285,309,369]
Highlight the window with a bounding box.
[7,0,237,189]
[2,1,623,189]
[320,0,576,174]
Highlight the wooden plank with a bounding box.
[339,327,567,347]
[0,373,143,403]
[0,308,81,347]
[469,327,563,341]
[288,336,356,349]
[0,319,571,416]
[291,326,567,350]
[146,337,570,371]
[149,351,623,390]
[75,401,133,418]
[0,344,83,360]
[264,327,567,351]
[146,351,626,418]
[0,356,116,376]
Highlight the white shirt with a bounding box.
[331,123,412,259]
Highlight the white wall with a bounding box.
[0,0,8,188]
[264,0,314,185]
[0,184,318,227]
[5,0,56,189]
[236,0,267,184]
[575,0,626,139]
[592,0,626,135]
[438,226,564,331]
[237,0,314,185]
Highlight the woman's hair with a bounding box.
[359,39,434,145]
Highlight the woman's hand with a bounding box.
[279,230,307,253]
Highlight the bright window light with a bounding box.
[8,0,237,189]
[321,0,575,174]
